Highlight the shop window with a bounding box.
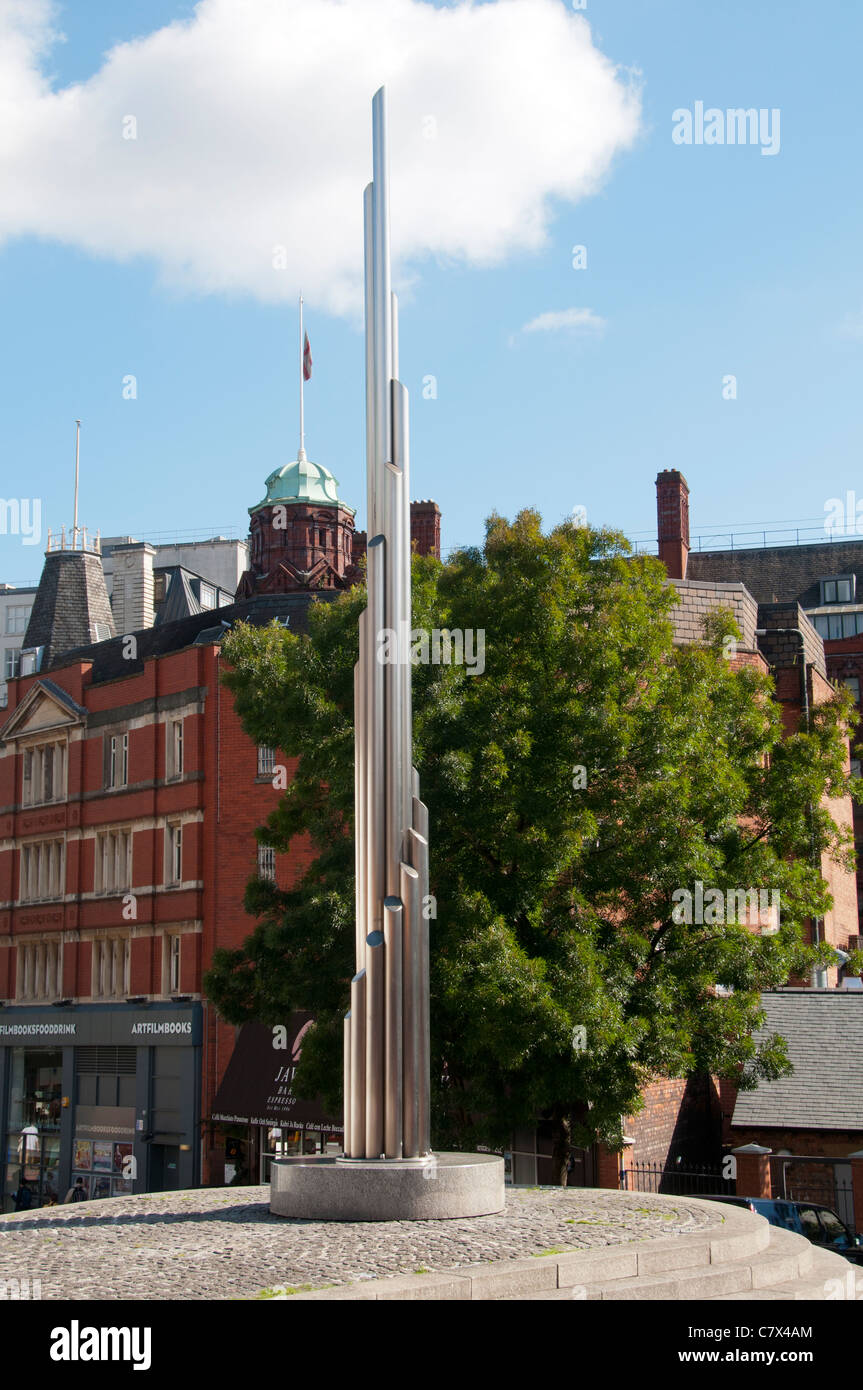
[104,732,129,789]
[94,828,132,895]
[22,739,67,806]
[2,1048,62,1212]
[19,839,65,903]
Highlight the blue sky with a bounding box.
[1,0,861,586]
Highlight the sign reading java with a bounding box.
[210,1013,342,1131]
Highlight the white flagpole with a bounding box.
[73,419,81,546]
[299,293,306,461]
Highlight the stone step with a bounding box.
[710,1244,860,1302]
[286,1196,775,1301]
[550,1227,813,1301]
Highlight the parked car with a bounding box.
[703,1195,863,1265]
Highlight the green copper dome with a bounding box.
[249,452,355,515]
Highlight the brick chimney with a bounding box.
[656,470,690,580]
[409,500,441,559]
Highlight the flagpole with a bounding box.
[299,293,306,461]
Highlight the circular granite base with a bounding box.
[270,1152,505,1221]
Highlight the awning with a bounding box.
[210,1013,343,1132]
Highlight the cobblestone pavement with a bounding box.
[0,1185,725,1301]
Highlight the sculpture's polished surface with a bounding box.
[343,86,431,1162]
[272,90,504,1217]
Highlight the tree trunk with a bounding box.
[550,1108,572,1187]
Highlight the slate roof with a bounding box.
[48,592,323,684]
[732,989,863,1131]
[23,550,116,668]
[688,537,863,608]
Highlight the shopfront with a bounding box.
[210,1014,342,1184]
[0,1003,202,1211]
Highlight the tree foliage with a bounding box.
[205,512,857,1171]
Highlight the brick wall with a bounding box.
[624,1074,723,1169]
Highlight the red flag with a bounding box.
[303,332,312,381]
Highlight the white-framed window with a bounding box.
[814,611,863,640]
[258,845,276,881]
[16,939,63,1001]
[19,839,65,903]
[4,648,21,679]
[167,719,184,780]
[94,827,132,895]
[105,732,129,789]
[199,583,215,610]
[5,605,31,635]
[257,745,275,776]
[91,935,131,1000]
[22,739,67,806]
[820,576,855,605]
[166,822,183,885]
[169,935,181,993]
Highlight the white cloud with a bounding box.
[519,307,606,334]
[0,0,641,317]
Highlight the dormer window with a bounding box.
[820,576,855,605]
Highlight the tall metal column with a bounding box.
[343,87,431,1161]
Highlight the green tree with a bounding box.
[205,512,857,1182]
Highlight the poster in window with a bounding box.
[92,1141,113,1172]
[73,1139,92,1171]
[92,1174,111,1200]
[113,1142,132,1174]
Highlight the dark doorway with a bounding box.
[150,1145,180,1191]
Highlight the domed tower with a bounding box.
[236,452,358,598]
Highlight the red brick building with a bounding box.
[0,454,441,1209]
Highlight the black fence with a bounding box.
[768,1155,855,1230]
[620,1161,734,1198]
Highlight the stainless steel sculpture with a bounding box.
[342,86,431,1162]
[270,91,504,1216]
